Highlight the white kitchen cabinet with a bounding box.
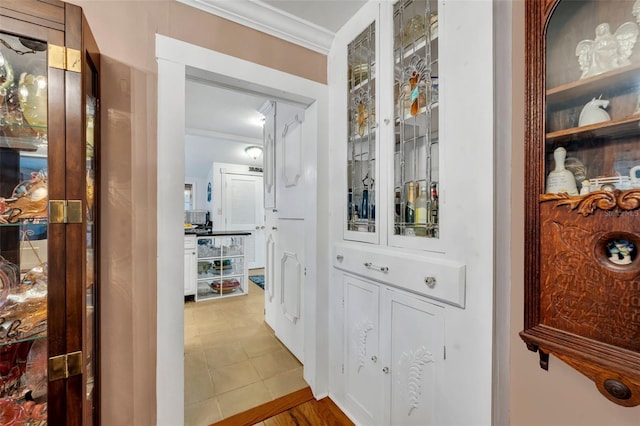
[343,273,445,426]
[184,236,197,296]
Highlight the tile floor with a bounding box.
[184,271,308,425]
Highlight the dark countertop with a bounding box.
[184,229,252,237]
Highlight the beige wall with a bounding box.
[66,1,326,424]
[509,1,640,424]
[64,0,640,424]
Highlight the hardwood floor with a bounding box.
[211,387,354,426]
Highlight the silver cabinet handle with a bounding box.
[256,225,260,230]
[382,366,389,374]
[336,255,344,262]
[272,226,278,230]
[364,262,389,273]
[425,276,436,288]
[371,356,377,363]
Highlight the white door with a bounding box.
[275,218,305,362]
[275,102,306,219]
[262,101,276,210]
[263,101,314,361]
[223,173,265,269]
[344,275,383,424]
[264,209,277,329]
[384,289,445,426]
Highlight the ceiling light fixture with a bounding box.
[245,145,263,160]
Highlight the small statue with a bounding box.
[578,97,611,126]
[546,147,579,196]
[576,22,639,79]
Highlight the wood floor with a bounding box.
[212,387,354,426]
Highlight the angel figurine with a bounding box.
[576,22,639,79]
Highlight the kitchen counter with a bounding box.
[184,229,251,236]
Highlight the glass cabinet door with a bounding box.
[347,22,377,236]
[0,32,49,420]
[392,0,439,239]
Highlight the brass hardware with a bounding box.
[49,200,66,223]
[49,200,83,223]
[49,354,67,381]
[65,48,81,72]
[49,351,83,381]
[48,44,65,69]
[67,351,83,377]
[48,44,81,72]
[67,200,82,223]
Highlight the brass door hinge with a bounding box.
[48,44,81,72]
[49,200,82,223]
[49,351,83,381]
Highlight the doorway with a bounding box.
[156,35,329,425]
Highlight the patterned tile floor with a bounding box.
[184,270,307,425]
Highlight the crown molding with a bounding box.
[186,127,263,145]
[177,0,334,55]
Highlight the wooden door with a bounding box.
[0,1,100,423]
[343,275,383,424]
[384,289,444,426]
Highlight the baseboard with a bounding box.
[211,387,314,426]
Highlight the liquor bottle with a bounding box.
[405,181,415,224]
[415,185,427,224]
[430,183,439,224]
[361,189,369,219]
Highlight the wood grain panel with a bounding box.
[212,387,314,426]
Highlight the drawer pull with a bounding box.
[425,276,437,288]
[371,355,377,363]
[382,366,389,374]
[336,255,344,262]
[364,262,389,273]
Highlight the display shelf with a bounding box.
[546,114,640,144]
[194,234,248,302]
[522,0,640,407]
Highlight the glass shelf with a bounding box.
[392,0,439,239]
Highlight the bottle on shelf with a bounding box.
[405,181,416,225]
[430,182,439,225]
[415,185,428,224]
[361,189,369,219]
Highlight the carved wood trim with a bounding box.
[540,189,640,216]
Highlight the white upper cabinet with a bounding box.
[332,0,446,251]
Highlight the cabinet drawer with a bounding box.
[333,243,466,308]
[184,236,196,250]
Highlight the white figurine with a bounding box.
[576,22,639,79]
[546,147,579,196]
[578,97,611,126]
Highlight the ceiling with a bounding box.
[184,1,366,178]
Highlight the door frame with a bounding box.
[156,34,328,425]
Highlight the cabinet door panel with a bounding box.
[386,289,444,426]
[275,218,304,361]
[262,101,276,210]
[343,275,382,424]
[264,221,277,329]
[275,103,307,219]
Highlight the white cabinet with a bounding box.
[194,234,249,302]
[343,273,445,426]
[184,236,196,296]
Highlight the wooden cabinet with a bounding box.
[343,273,445,425]
[521,0,640,407]
[0,0,100,423]
[184,236,196,296]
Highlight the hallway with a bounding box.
[184,276,307,425]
